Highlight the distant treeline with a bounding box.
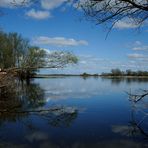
[80,72,99,77]
[101,69,148,76]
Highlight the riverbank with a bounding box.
[32,74,82,78]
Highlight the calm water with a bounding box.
[0,77,148,148]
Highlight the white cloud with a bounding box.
[132,46,148,51]
[131,41,148,51]
[0,0,30,8]
[33,36,88,46]
[26,9,51,20]
[127,53,144,59]
[41,0,67,10]
[114,20,139,29]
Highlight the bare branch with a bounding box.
[73,0,148,28]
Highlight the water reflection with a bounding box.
[34,77,148,100]
[0,80,46,123]
[44,107,78,127]
[43,140,144,148]
[0,139,146,148]
[0,77,148,147]
[112,91,148,140]
[0,80,78,127]
[101,77,148,85]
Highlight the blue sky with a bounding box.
[0,0,148,74]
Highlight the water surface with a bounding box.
[0,77,148,148]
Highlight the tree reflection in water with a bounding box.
[101,77,148,85]
[112,91,148,139]
[0,79,78,127]
[0,79,45,123]
[40,106,78,127]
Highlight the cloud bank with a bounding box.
[127,53,144,59]
[33,36,88,47]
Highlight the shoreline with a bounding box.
[1,72,148,79]
[32,74,148,78]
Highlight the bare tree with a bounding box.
[73,0,148,28]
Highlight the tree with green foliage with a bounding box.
[0,31,78,79]
[126,69,132,76]
[111,68,123,76]
[47,51,78,68]
[17,46,46,78]
[0,31,29,69]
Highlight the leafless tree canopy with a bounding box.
[74,0,148,27]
